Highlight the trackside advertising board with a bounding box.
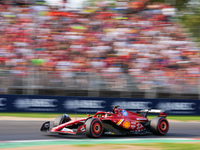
[0,94,200,115]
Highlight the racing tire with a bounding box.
[150,117,169,135]
[85,118,103,138]
[53,114,71,127]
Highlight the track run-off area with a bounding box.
[0,120,200,148]
[1,138,200,149]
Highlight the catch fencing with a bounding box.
[0,70,200,99]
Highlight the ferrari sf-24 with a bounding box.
[40,106,169,138]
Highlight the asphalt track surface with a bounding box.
[0,120,200,141]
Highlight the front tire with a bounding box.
[150,117,169,135]
[85,118,103,138]
[53,114,71,127]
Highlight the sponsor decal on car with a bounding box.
[122,110,128,116]
[131,125,136,129]
[104,132,114,135]
[123,121,130,129]
[62,128,74,132]
[80,126,86,132]
[136,118,148,121]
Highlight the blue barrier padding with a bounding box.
[0,94,199,115]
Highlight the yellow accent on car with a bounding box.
[116,119,124,126]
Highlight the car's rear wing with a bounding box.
[137,109,168,118]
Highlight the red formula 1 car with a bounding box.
[40,106,169,138]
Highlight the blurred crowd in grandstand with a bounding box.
[0,0,199,95]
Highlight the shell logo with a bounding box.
[123,121,130,129]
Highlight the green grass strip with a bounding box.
[0,113,88,118]
[0,139,200,149]
[147,115,200,122]
[0,113,199,122]
[133,142,200,150]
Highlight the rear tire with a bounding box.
[150,117,169,135]
[85,118,103,138]
[53,114,71,127]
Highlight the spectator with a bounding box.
[0,1,199,93]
